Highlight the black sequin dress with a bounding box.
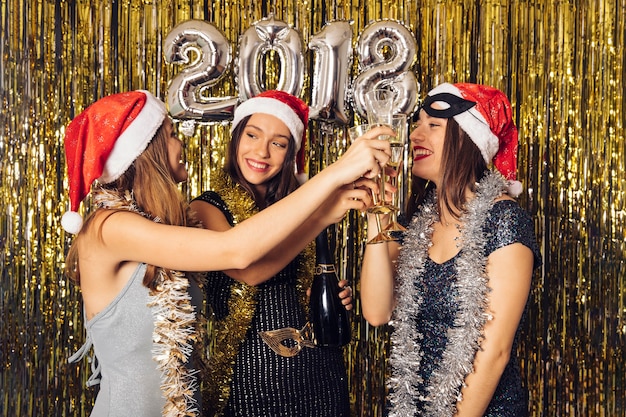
[406,200,541,416]
[195,190,350,417]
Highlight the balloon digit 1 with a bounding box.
[308,20,353,125]
[164,20,238,121]
[352,20,419,119]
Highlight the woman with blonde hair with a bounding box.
[63,90,390,417]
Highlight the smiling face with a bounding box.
[409,107,448,186]
[236,112,292,197]
[164,118,188,183]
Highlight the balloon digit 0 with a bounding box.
[235,15,304,101]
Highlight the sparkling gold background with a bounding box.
[1,1,624,416]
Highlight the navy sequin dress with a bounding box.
[196,191,350,417]
[406,200,540,416]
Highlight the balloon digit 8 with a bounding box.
[353,20,419,120]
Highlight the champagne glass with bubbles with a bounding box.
[364,89,396,216]
[364,89,395,136]
[347,124,393,244]
[384,114,408,233]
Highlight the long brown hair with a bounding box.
[225,115,299,208]
[65,123,192,290]
[406,117,487,219]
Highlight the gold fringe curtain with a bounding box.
[1,1,624,416]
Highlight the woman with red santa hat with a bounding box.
[62,90,391,417]
[360,83,541,416]
[190,90,365,416]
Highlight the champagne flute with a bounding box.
[365,89,395,129]
[347,124,393,244]
[384,114,408,233]
[364,89,396,216]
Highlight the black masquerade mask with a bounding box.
[420,92,477,118]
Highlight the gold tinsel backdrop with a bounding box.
[1,1,624,416]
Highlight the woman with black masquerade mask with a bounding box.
[360,83,541,416]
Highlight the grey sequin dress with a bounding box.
[403,200,541,416]
[196,191,350,417]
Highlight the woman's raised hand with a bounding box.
[328,125,393,182]
[313,177,379,224]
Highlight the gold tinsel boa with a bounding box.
[203,170,315,416]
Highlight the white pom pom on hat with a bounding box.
[61,211,84,235]
[62,90,167,234]
[427,83,522,196]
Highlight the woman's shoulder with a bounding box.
[82,208,181,258]
[193,190,228,208]
[86,208,147,235]
[485,199,535,235]
[190,191,233,232]
[200,171,259,224]
[485,199,541,265]
[489,198,531,220]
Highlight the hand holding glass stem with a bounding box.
[384,114,408,233]
[347,124,395,244]
[364,89,395,213]
[362,89,406,243]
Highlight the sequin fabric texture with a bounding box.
[406,200,540,416]
[197,191,350,417]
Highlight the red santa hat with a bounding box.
[61,90,167,234]
[231,90,309,183]
[425,83,522,196]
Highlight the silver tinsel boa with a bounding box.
[389,171,509,417]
